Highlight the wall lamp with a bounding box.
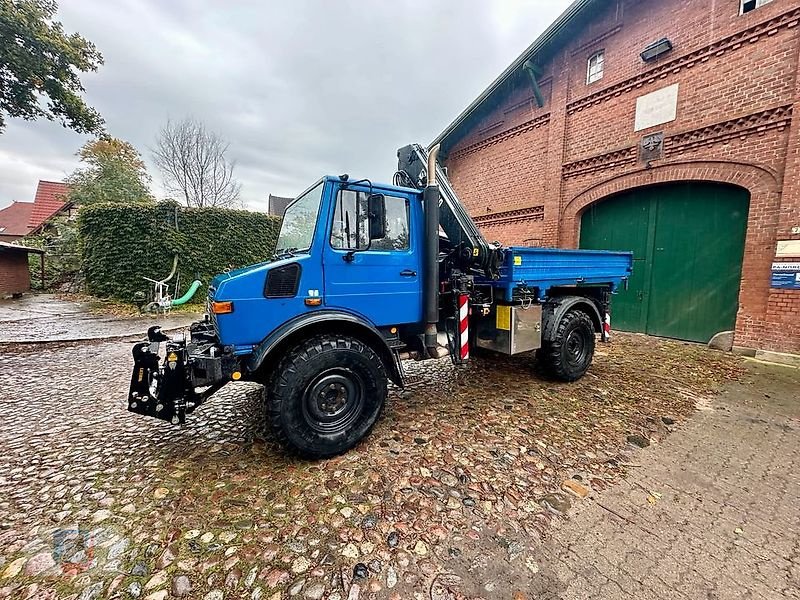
[641,38,673,62]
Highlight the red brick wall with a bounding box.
[449,121,550,216]
[0,252,32,296]
[444,0,800,353]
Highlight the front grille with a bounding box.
[264,263,301,298]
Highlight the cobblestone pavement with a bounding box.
[0,333,745,599]
[0,295,199,343]
[528,360,800,599]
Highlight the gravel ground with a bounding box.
[0,333,743,599]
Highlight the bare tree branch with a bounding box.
[152,117,242,208]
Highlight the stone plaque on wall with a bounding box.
[776,240,800,258]
[639,132,664,163]
[635,83,679,132]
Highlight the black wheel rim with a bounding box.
[302,369,365,434]
[565,328,590,367]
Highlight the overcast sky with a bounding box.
[0,0,572,211]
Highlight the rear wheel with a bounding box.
[267,334,387,459]
[537,309,596,382]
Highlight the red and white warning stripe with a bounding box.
[602,312,611,342]
[459,293,469,361]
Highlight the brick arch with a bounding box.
[559,159,783,350]
[560,160,780,247]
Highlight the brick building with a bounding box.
[0,180,71,241]
[0,242,43,297]
[434,0,800,354]
[27,180,72,233]
[267,194,293,217]
[0,201,34,242]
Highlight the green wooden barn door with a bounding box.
[579,192,653,332]
[580,183,749,343]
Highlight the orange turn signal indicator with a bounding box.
[211,301,234,315]
[304,297,322,307]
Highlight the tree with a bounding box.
[0,0,104,134]
[67,137,153,205]
[152,117,242,208]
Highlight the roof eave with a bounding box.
[28,200,74,235]
[0,241,44,254]
[430,0,597,152]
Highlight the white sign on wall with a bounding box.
[634,83,679,132]
[772,263,800,271]
[776,239,800,257]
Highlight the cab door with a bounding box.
[322,186,422,327]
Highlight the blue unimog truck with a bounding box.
[129,144,632,458]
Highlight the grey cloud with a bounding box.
[0,0,569,210]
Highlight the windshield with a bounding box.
[274,182,324,253]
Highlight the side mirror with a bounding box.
[368,194,386,240]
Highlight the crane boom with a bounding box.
[397,144,502,278]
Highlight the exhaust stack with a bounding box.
[423,144,441,354]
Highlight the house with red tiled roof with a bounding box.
[28,180,71,233]
[0,201,35,241]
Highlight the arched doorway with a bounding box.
[579,182,750,343]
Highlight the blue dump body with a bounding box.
[484,247,634,302]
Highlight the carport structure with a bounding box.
[0,241,44,297]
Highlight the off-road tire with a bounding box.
[267,334,387,459]
[537,309,596,382]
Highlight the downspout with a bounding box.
[423,144,441,354]
[523,60,546,108]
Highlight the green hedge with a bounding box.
[79,201,281,301]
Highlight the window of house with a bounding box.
[587,51,605,84]
[741,0,772,13]
[330,190,410,251]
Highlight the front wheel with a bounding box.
[537,309,596,382]
[267,335,387,459]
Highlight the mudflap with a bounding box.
[128,327,197,424]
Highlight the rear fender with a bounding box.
[542,295,603,341]
[247,310,403,387]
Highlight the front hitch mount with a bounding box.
[127,323,235,425]
[128,333,194,424]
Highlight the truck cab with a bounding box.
[209,176,427,355]
[128,145,633,459]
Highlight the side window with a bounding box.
[372,195,410,251]
[587,50,604,84]
[331,189,369,250]
[741,0,772,13]
[330,190,410,251]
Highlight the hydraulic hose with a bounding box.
[159,255,179,284]
[171,280,202,306]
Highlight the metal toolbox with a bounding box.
[475,304,542,355]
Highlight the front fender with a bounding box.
[247,310,403,386]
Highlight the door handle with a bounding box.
[400,269,417,277]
